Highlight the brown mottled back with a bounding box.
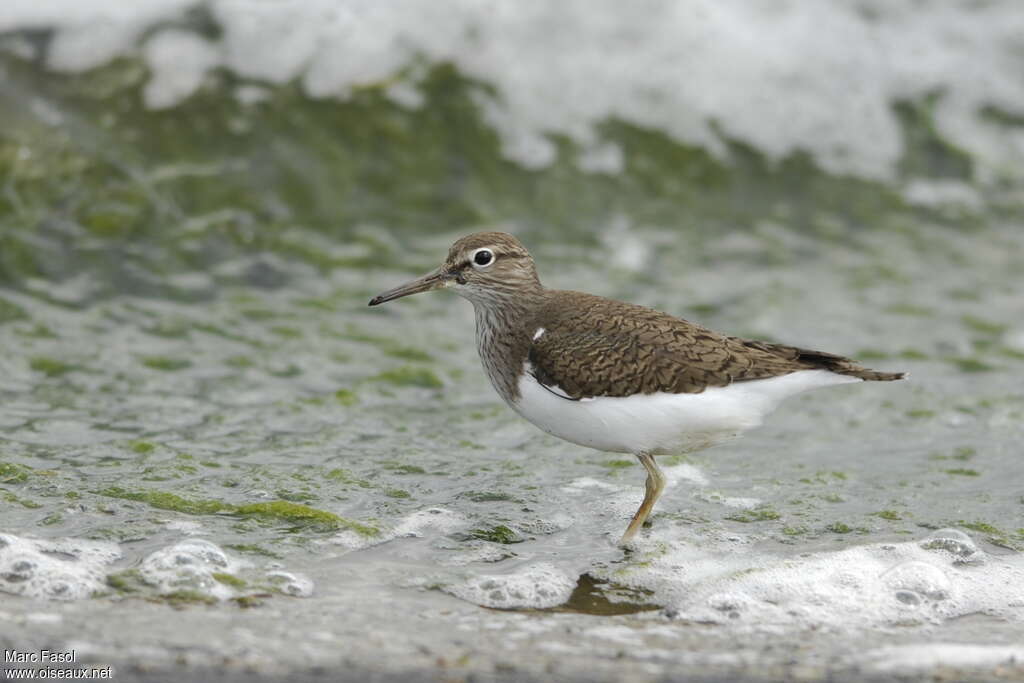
[523,291,904,400]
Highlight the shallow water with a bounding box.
[1,2,1024,681]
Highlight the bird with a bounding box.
[368,232,905,546]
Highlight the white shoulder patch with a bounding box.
[532,327,546,341]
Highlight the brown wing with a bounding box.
[527,291,902,400]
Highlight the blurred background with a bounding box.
[1,2,1022,682]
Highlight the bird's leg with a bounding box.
[618,452,666,546]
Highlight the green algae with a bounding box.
[3,492,42,509]
[0,297,27,324]
[105,569,146,594]
[29,357,74,377]
[0,462,32,484]
[371,366,443,389]
[944,468,980,476]
[325,468,373,488]
[826,522,853,534]
[225,544,283,559]
[930,447,977,462]
[17,324,57,339]
[231,595,266,608]
[470,525,520,544]
[892,94,974,181]
[270,325,302,338]
[602,459,636,469]
[334,389,358,406]
[140,356,193,372]
[873,510,903,521]
[961,315,1009,336]
[41,512,63,526]
[98,487,231,515]
[96,486,379,535]
[382,346,434,362]
[958,520,1022,550]
[463,491,518,503]
[212,572,247,588]
[234,501,378,535]
[129,441,156,454]
[945,357,996,373]
[959,520,1000,535]
[726,507,780,523]
[160,590,218,607]
[884,303,934,317]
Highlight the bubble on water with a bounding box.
[265,570,314,598]
[894,590,922,606]
[443,543,517,567]
[140,539,241,599]
[882,561,952,603]
[390,507,466,538]
[920,528,984,564]
[0,533,121,601]
[138,539,314,601]
[706,592,753,620]
[444,563,576,609]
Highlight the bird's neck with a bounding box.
[472,293,544,405]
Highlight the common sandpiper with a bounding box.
[368,232,905,546]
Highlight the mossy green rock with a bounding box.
[97,487,377,536]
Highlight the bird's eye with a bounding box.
[472,249,494,268]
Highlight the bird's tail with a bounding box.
[834,366,906,381]
[741,340,906,381]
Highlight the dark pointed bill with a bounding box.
[368,268,452,306]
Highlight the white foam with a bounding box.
[264,570,314,598]
[390,507,466,539]
[664,463,709,487]
[140,538,243,600]
[139,538,314,600]
[6,1,1024,182]
[142,30,220,110]
[0,534,121,601]
[615,529,1024,631]
[445,562,577,609]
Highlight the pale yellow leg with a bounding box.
[618,452,666,546]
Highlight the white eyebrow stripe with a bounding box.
[532,327,546,341]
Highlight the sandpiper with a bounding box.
[369,232,904,545]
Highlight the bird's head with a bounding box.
[368,231,542,308]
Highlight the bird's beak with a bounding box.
[368,267,453,306]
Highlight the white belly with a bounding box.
[511,367,860,455]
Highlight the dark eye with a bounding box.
[473,249,494,267]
